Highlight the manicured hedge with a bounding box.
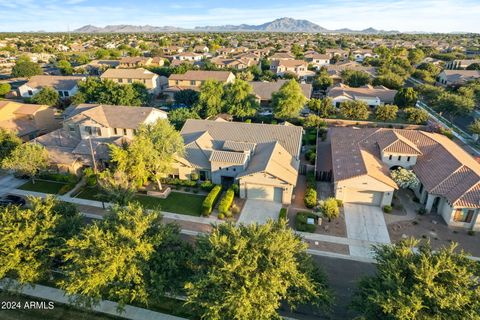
[38,172,78,184]
[278,208,287,221]
[202,185,222,216]
[304,187,317,209]
[218,188,235,214]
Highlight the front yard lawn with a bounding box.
[75,187,205,216]
[18,180,67,194]
[134,192,205,216]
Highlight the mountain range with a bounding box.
[73,18,399,34]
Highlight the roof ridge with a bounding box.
[430,165,467,194]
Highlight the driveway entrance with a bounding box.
[237,200,282,225]
[344,204,390,257]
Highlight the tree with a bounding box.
[373,72,404,90]
[2,143,48,182]
[341,70,371,87]
[407,48,425,65]
[173,89,199,107]
[0,83,11,96]
[223,79,259,119]
[320,197,339,222]
[57,60,73,75]
[308,97,335,118]
[61,203,162,308]
[0,196,80,284]
[272,80,307,119]
[468,119,480,137]
[312,72,333,91]
[109,120,184,192]
[303,114,326,128]
[74,78,148,106]
[404,107,429,124]
[0,128,21,162]
[168,107,200,130]
[11,56,42,78]
[466,63,480,70]
[32,87,60,106]
[418,84,444,106]
[391,168,419,188]
[394,87,418,108]
[339,100,370,120]
[352,238,480,320]
[196,80,224,118]
[185,221,332,320]
[436,92,475,121]
[375,104,398,122]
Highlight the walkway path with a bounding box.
[0,279,186,320]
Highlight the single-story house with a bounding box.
[320,127,480,230]
[174,119,303,204]
[100,68,161,93]
[327,83,397,107]
[18,75,85,99]
[249,80,312,105]
[437,70,480,86]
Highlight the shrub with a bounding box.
[231,205,240,215]
[320,197,340,221]
[335,199,343,207]
[295,211,316,232]
[185,187,191,192]
[218,188,235,214]
[231,183,240,196]
[38,172,78,184]
[468,230,475,236]
[417,207,427,215]
[193,189,199,194]
[202,185,222,216]
[217,213,225,220]
[278,208,287,221]
[224,210,233,218]
[383,205,393,213]
[304,188,317,209]
[200,180,215,191]
[83,168,97,186]
[306,149,316,165]
[306,171,316,189]
[190,172,199,181]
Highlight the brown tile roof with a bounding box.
[330,127,480,208]
[249,80,312,100]
[100,68,157,80]
[24,75,85,90]
[209,150,248,164]
[327,83,396,103]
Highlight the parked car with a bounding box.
[0,195,26,207]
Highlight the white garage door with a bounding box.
[246,185,283,203]
[345,189,382,206]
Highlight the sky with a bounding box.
[1,0,480,33]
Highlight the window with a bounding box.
[190,80,196,85]
[119,79,123,83]
[226,168,229,171]
[123,128,128,135]
[64,91,69,97]
[175,80,179,85]
[28,90,33,96]
[398,156,402,161]
[454,209,475,223]
[233,168,236,172]
[114,128,119,135]
[128,79,132,84]
[58,91,64,97]
[68,124,76,132]
[388,155,392,160]
[407,156,411,162]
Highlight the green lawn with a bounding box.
[18,180,67,194]
[75,187,205,216]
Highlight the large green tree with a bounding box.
[168,107,200,130]
[32,87,60,106]
[0,128,22,162]
[11,56,42,78]
[436,92,475,121]
[185,221,332,320]
[0,196,81,284]
[0,83,11,96]
[394,87,418,108]
[223,79,259,119]
[308,97,335,118]
[73,78,148,106]
[375,104,398,122]
[339,100,370,120]
[312,71,333,91]
[405,107,429,124]
[2,143,48,182]
[173,89,199,107]
[272,80,307,119]
[57,60,73,75]
[196,80,224,118]
[352,238,480,320]
[341,70,371,87]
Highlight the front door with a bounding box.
[221,176,234,189]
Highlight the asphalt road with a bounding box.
[282,255,376,320]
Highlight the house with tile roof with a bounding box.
[270,59,315,79]
[36,104,167,174]
[327,83,397,107]
[249,80,312,106]
[100,68,161,93]
[18,75,86,99]
[0,100,59,140]
[165,70,235,100]
[174,119,303,204]
[320,127,480,230]
[437,70,480,86]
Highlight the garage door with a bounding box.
[246,185,283,203]
[345,189,382,206]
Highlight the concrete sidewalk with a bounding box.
[0,279,186,320]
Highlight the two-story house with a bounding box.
[320,127,480,230]
[36,104,167,174]
[0,100,59,140]
[270,59,315,79]
[304,52,331,70]
[100,68,161,93]
[118,57,164,68]
[165,71,235,100]
[18,75,85,99]
[173,119,303,204]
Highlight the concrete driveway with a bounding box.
[237,200,282,225]
[344,203,391,257]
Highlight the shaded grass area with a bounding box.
[18,180,67,194]
[75,187,205,216]
[0,290,121,320]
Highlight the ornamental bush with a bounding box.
[218,188,235,214]
[278,208,288,221]
[200,180,215,191]
[304,188,317,209]
[202,185,222,216]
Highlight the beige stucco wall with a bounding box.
[381,152,418,169]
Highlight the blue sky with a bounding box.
[1,0,480,32]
